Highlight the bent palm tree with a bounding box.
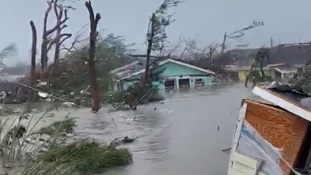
[245,47,270,87]
[0,44,17,68]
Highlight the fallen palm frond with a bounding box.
[0,108,132,175]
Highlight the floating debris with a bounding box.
[62,102,75,107]
[38,91,49,98]
[37,81,48,87]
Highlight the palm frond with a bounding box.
[0,44,17,63]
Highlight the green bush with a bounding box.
[38,138,133,174]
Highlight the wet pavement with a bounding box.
[74,84,252,175]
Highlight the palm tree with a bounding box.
[0,44,17,68]
[245,47,270,87]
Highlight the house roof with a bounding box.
[225,63,284,72]
[274,65,297,74]
[118,59,215,80]
[268,44,311,65]
[226,44,311,66]
[110,55,163,80]
[274,67,297,74]
[253,86,311,122]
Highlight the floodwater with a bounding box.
[76,83,252,175]
[2,83,253,175]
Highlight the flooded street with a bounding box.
[0,83,252,175]
[73,84,252,175]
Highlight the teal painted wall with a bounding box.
[117,76,211,91]
[115,61,212,91]
[127,61,210,80]
[184,76,212,88]
[123,81,165,90]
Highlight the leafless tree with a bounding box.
[52,0,72,63]
[178,36,199,59]
[85,0,101,113]
[40,0,70,71]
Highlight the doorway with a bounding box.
[164,79,175,89]
[179,78,190,89]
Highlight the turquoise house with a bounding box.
[111,59,215,91]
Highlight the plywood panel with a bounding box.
[244,100,308,175]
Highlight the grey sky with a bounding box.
[0,0,310,66]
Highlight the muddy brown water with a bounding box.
[1,83,252,175]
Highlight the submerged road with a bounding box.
[73,84,252,175]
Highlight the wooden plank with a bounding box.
[244,100,308,175]
[252,86,311,122]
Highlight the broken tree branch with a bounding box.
[59,33,72,46]
[62,24,88,57]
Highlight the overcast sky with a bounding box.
[0,0,310,66]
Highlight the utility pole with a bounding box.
[220,32,227,54]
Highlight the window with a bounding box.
[283,72,295,79]
[195,78,204,87]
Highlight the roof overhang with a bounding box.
[252,86,311,122]
[119,59,215,80]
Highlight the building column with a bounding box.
[175,78,179,90]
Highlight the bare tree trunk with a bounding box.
[53,2,71,63]
[259,59,265,78]
[220,32,227,55]
[143,13,156,86]
[41,41,48,71]
[41,1,53,71]
[25,21,37,113]
[245,65,254,87]
[85,1,101,113]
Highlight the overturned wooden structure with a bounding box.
[228,86,311,175]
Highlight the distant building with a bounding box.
[225,63,298,82]
[224,43,311,81]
